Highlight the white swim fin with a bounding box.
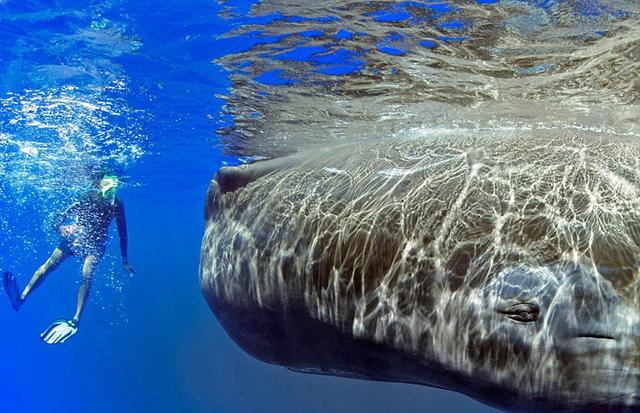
[40,319,78,345]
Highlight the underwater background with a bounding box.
[1,0,637,412]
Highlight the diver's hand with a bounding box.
[123,261,136,275]
[60,225,77,237]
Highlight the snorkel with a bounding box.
[99,175,119,205]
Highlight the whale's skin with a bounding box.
[200,131,640,412]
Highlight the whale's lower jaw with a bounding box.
[203,290,441,383]
[203,291,493,406]
[201,288,633,413]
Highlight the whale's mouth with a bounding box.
[576,334,616,341]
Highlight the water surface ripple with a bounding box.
[216,0,639,157]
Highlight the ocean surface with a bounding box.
[1,0,638,412]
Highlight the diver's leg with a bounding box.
[72,254,99,324]
[21,247,68,301]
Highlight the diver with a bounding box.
[2,175,135,345]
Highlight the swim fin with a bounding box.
[3,272,22,311]
[40,319,78,345]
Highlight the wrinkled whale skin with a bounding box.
[200,131,640,412]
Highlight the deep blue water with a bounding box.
[1,0,619,411]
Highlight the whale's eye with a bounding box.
[499,303,539,322]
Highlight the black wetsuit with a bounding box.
[53,192,128,260]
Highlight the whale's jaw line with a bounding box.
[202,287,640,413]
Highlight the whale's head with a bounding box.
[201,135,640,412]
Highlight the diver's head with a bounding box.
[99,175,119,204]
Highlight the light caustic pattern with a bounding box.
[202,131,640,411]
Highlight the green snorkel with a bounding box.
[99,175,119,205]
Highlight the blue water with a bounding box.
[0,0,618,411]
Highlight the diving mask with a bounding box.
[99,175,119,204]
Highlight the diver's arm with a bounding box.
[115,201,136,274]
[52,201,81,232]
[115,201,128,262]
